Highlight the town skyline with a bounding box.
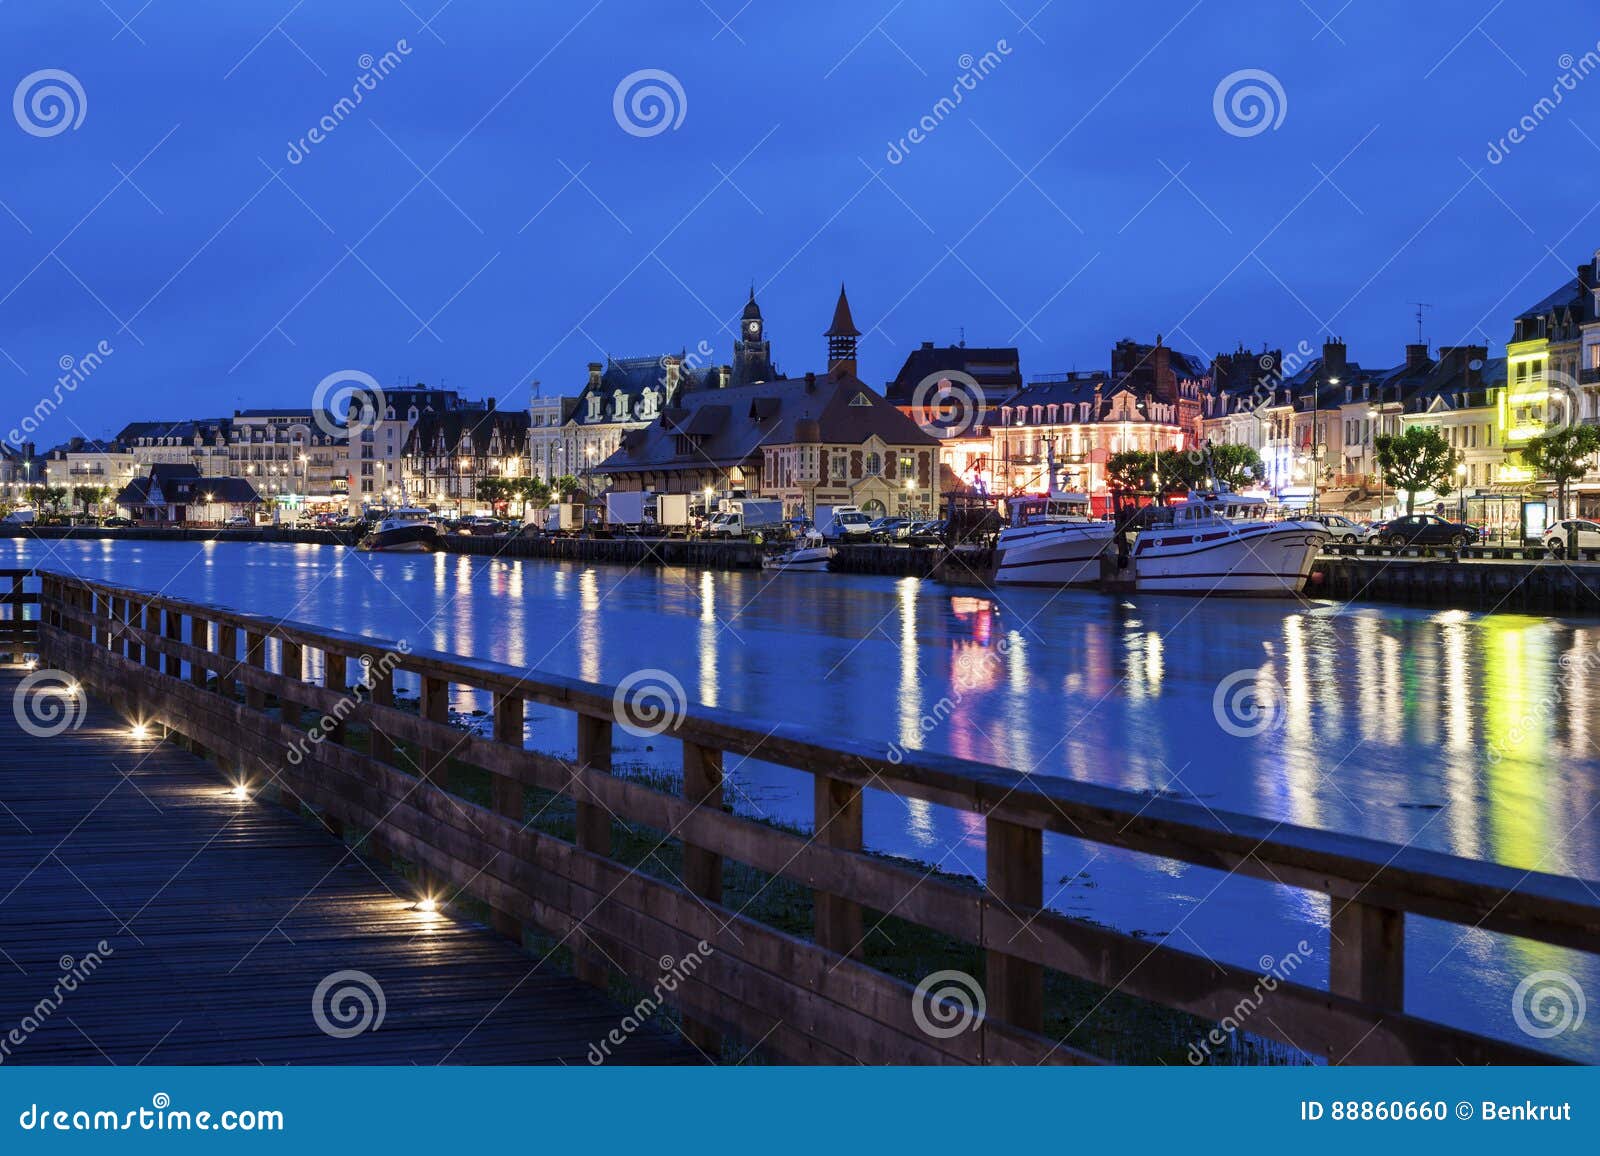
[3,2,1598,437]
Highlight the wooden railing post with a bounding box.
[682,740,725,1054]
[325,650,350,745]
[1330,900,1405,1012]
[280,637,304,731]
[573,712,613,988]
[985,816,1043,1033]
[162,606,182,678]
[490,692,526,942]
[418,675,448,778]
[367,661,396,766]
[243,631,266,712]
[190,617,210,688]
[216,623,239,700]
[814,775,864,959]
[142,603,161,672]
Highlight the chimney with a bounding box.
[1464,345,1487,389]
[1321,337,1347,380]
[804,371,816,392]
[1405,343,1430,367]
[720,364,732,389]
[587,362,603,391]
[486,396,496,411]
[1580,263,1594,292]
[921,340,934,350]
[1153,334,1173,402]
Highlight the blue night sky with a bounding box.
[2,0,1597,438]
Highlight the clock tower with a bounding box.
[733,287,775,385]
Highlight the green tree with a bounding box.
[25,484,68,514]
[1201,444,1264,491]
[1374,426,1459,514]
[1521,425,1600,520]
[71,485,111,514]
[551,473,586,500]
[1106,450,1209,498]
[474,477,510,514]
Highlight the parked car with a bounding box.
[103,516,134,528]
[869,517,910,542]
[1303,513,1364,540]
[906,519,947,545]
[225,516,253,528]
[1542,518,1600,558]
[1367,514,1478,548]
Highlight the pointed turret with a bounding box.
[826,283,860,377]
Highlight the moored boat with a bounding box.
[762,530,835,573]
[994,491,1115,586]
[1130,493,1327,596]
[358,508,439,553]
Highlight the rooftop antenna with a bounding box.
[958,325,966,348]
[1410,301,1433,345]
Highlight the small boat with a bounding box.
[1130,492,1327,596]
[994,491,1115,586]
[359,508,439,553]
[762,530,835,573]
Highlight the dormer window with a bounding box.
[587,393,604,421]
[849,392,872,407]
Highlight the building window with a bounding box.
[865,452,881,476]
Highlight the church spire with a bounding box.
[826,282,859,378]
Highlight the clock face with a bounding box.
[746,322,758,335]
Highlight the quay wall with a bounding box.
[0,524,360,547]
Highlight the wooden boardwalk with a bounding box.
[0,671,698,1065]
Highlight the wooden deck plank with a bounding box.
[0,671,701,1066]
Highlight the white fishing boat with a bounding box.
[762,530,834,573]
[1130,493,1327,596]
[994,491,1115,586]
[358,508,439,553]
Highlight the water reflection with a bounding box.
[14,539,1600,1060]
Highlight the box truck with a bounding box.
[605,491,649,531]
[705,498,783,539]
[815,504,873,541]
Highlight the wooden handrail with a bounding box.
[29,567,1600,1065]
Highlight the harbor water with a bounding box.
[9,537,1598,1061]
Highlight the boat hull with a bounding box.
[359,525,439,553]
[1132,523,1326,595]
[994,524,1114,586]
[763,547,834,572]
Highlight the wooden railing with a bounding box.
[0,569,40,664]
[30,568,1600,1065]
